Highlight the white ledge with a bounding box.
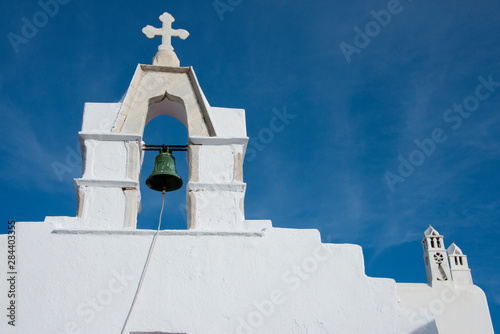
[140,64,191,73]
[187,182,246,192]
[189,136,248,145]
[52,229,265,237]
[44,216,79,224]
[79,132,142,141]
[74,178,139,188]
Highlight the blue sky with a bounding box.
[1,0,499,329]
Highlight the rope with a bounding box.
[121,190,166,334]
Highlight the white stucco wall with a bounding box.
[1,222,439,334]
[398,282,494,334]
[2,59,493,334]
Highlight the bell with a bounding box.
[145,148,183,192]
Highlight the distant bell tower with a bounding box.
[422,225,452,285]
[447,242,473,285]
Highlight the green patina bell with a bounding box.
[146,148,183,192]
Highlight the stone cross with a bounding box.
[142,12,189,52]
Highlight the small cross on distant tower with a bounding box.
[142,12,189,67]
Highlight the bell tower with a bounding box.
[72,12,262,232]
[422,225,452,285]
[447,242,473,285]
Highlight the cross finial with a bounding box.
[142,12,189,67]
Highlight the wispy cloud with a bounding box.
[0,102,76,193]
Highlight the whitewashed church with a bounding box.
[1,12,495,334]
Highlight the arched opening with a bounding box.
[137,99,189,230]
